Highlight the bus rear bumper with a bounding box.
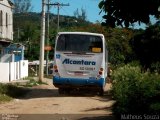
[53,76,106,90]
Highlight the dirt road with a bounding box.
[0,78,115,120]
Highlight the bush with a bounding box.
[150,62,160,73]
[111,63,160,117]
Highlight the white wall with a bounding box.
[9,62,16,81]
[0,62,9,83]
[0,60,28,83]
[19,60,28,78]
[16,62,20,79]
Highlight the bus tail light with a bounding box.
[54,65,58,73]
[99,67,103,75]
[99,71,102,75]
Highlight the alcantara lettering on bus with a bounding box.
[62,59,96,65]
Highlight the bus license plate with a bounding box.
[74,72,83,76]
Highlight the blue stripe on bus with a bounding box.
[53,76,105,87]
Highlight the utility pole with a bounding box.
[57,3,60,31]
[17,28,20,41]
[17,28,23,41]
[56,3,69,31]
[46,2,69,32]
[44,2,69,76]
[39,0,46,82]
[46,0,50,76]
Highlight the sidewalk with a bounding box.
[9,79,30,85]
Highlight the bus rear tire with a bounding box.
[58,88,65,94]
[99,88,104,96]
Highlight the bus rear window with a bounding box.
[56,34,103,53]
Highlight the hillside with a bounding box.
[13,12,92,60]
[13,12,92,38]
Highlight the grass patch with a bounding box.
[0,83,29,103]
[0,94,12,103]
[0,77,49,103]
[23,77,48,87]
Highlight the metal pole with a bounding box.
[46,0,50,76]
[17,28,19,41]
[39,0,46,82]
[57,3,60,32]
[35,63,38,76]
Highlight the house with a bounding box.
[0,0,28,83]
[0,0,14,60]
[0,0,13,62]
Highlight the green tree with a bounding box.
[131,25,160,69]
[106,28,134,65]
[67,24,135,66]
[99,0,160,27]
[20,22,35,42]
[19,22,38,60]
[73,8,87,21]
[13,0,32,13]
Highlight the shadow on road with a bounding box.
[17,114,116,120]
[83,106,113,112]
[78,115,116,120]
[21,88,59,99]
[20,86,113,100]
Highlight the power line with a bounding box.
[61,7,70,16]
[46,2,70,32]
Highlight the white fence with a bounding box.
[0,60,28,83]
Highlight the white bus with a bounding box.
[53,32,108,95]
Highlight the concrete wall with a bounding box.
[0,60,28,83]
[19,60,28,78]
[0,62,9,82]
[10,62,16,81]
